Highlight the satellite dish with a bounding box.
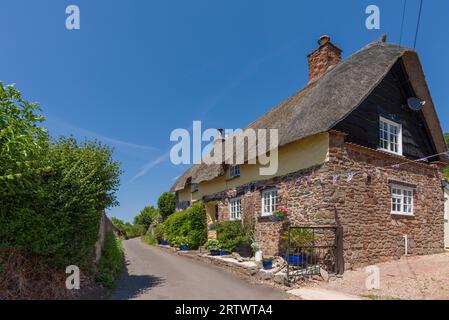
[407,97,426,111]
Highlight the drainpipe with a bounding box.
[403,235,408,256]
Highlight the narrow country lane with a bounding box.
[111,238,289,300]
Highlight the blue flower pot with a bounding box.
[284,254,307,266]
[160,240,169,245]
[262,260,273,270]
[219,250,228,256]
[209,250,220,256]
[179,245,189,251]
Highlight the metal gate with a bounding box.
[286,225,344,284]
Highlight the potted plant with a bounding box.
[204,239,222,256]
[160,240,169,246]
[262,257,273,270]
[174,236,190,251]
[281,228,314,266]
[271,206,288,222]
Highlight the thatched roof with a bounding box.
[171,39,448,192]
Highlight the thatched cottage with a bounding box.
[171,36,448,269]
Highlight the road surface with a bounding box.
[112,238,289,300]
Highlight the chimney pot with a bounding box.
[307,35,342,83]
[318,35,331,46]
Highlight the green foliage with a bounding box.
[124,224,146,239]
[134,206,161,230]
[216,221,251,252]
[97,234,124,289]
[153,223,165,241]
[142,234,158,246]
[204,239,222,251]
[111,217,146,239]
[280,228,314,253]
[0,83,122,268]
[163,203,207,249]
[157,192,176,220]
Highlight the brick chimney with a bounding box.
[307,35,342,83]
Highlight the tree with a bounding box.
[134,206,161,230]
[157,192,176,220]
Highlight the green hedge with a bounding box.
[0,83,122,268]
[163,203,207,249]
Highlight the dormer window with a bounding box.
[379,116,402,156]
[229,165,240,178]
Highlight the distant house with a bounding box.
[171,36,448,269]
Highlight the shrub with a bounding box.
[163,203,207,249]
[204,239,222,251]
[142,234,157,246]
[153,224,165,241]
[216,221,250,252]
[97,234,124,289]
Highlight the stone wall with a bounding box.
[94,212,116,263]
[205,131,445,269]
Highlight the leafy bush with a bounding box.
[216,221,250,252]
[163,203,207,249]
[153,223,165,241]
[204,239,222,251]
[97,234,124,289]
[142,234,157,246]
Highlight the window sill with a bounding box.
[377,148,403,157]
[391,212,414,218]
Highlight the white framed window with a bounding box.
[379,116,402,155]
[229,197,242,221]
[391,185,414,216]
[229,165,241,178]
[261,188,278,216]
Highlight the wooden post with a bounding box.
[335,226,344,275]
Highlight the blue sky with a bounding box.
[0,0,447,222]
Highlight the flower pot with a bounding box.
[219,250,228,256]
[160,240,169,246]
[284,254,307,266]
[209,250,220,256]
[262,260,273,270]
[270,216,281,222]
[179,245,189,251]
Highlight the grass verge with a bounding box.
[97,234,124,289]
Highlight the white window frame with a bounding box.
[390,184,414,216]
[261,188,278,217]
[379,116,403,156]
[229,165,241,179]
[229,197,242,221]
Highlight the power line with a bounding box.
[413,0,424,50]
[399,0,407,46]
